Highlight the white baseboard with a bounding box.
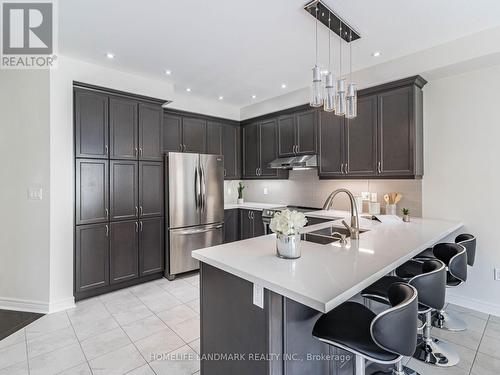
[0,296,75,314]
[447,293,500,318]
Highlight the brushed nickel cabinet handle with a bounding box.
[105,145,108,155]
[134,147,138,156]
[341,163,344,174]
[105,224,109,237]
[139,206,143,217]
[135,222,138,232]
[378,161,382,174]
[105,208,109,220]
[140,221,143,232]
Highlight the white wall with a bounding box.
[0,70,51,312]
[423,64,500,316]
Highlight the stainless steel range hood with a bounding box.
[268,155,317,170]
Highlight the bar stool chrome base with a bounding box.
[413,336,459,367]
[432,309,467,332]
[369,360,420,375]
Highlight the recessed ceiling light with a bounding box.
[218,96,224,100]
[281,84,287,89]
[106,52,114,59]
[165,70,172,75]
[186,88,191,92]
[251,95,256,99]
[372,51,382,57]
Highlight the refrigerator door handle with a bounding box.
[200,164,206,212]
[173,224,223,235]
[194,165,199,210]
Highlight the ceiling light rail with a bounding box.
[304,0,361,42]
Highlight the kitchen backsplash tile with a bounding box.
[225,170,422,217]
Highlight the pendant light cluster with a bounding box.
[307,2,358,119]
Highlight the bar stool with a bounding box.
[431,242,469,331]
[313,283,419,375]
[362,259,460,367]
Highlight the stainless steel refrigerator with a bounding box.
[165,152,224,279]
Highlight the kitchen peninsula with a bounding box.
[192,213,462,375]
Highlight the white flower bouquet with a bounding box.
[270,209,308,236]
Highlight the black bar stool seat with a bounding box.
[313,301,400,363]
[395,260,425,279]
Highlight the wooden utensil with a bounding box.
[394,193,403,204]
[384,194,390,204]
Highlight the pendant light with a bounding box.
[310,6,323,107]
[323,16,335,112]
[335,22,346,115]
[346,30,357,119]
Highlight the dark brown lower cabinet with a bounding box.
[110,220,139,284]
[223,209,239,243]
[239,209,264,240]
[75,223,110,293]
[139,218,164,276]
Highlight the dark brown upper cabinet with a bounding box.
[242,119,286,179]
[109,97,138,160]
[345,95,378,177]
[75,89,109,159]
[139,161,163,218]
[139,103,163,161]
[75,223,110,293]
[207,121,223,155]
[76,159,109,225]
[183,117,207,153]
[378,86,418,177]
[110,220,139,284]
[139,217,164,276]
[278,110,317,157]
[318,111,345,178]
[222,124,241,180]
[162,114,183,153]
[318,76,425,179]
[110,160,138,221]
[162,114,207,153]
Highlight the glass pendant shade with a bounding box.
[335,78,346,115]
[323,71,335,112]
[310,65,323,107]
[346,83,357,119]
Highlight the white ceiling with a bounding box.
[59,0,500,107]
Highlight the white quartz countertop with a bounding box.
[192,216,463,313]
[224,202,286,211]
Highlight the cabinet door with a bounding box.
[75,89,109,159]
[139,217,164,276]
[378,87,414,176]
[345,95,377,176]
[183,117,207,153]
[109,97,138,160]
[75,223,110,292]
[207,121,223,155]
[222,124,240,179]
[223,209,239,243]
[239,209,254,240]
[76,159,109,225]
[318,111,345,177]
[139,103,163,161]
[242,124,259,178]
[139,161,163,218]
[110,160,138,221]
[259,119,279,177]
[110,220,139,284]
[295,109,317,155]
[162,114,183,153]
[252,210,265,237]
[278,115,296,157]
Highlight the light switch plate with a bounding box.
[263,187,268,195]
[361,192,370,201]
[253,283,264,309]
[28,185,43,200]
[370,193,378,203]
[495,268,500,281]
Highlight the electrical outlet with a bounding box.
[495,268,500,281]
[28,185,43,200]
[263,187,268,195]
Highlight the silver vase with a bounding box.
[276,234,301,259]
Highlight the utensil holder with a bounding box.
[386,204,397,215]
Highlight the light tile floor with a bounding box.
[0,273,498,375]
